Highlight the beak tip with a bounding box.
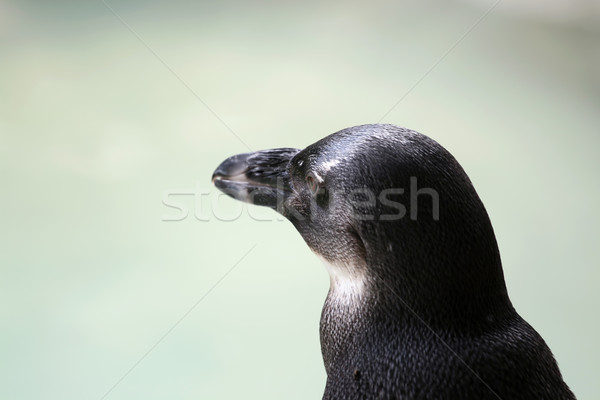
[211,153,251,185]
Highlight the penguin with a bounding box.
[212,124,575,400]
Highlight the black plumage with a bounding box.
[213,124,575,399]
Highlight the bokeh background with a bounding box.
[1,0,599,399]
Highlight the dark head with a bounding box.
[213,124,511,321]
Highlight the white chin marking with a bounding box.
[316,255,366,304]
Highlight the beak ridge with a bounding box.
[212,148,300,209]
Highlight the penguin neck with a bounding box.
[352,190,514,323]
[318,256,368,306]
[318,234,513,335]
[318,253,513,375]
[374,255,510,319]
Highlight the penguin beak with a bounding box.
[212,148,300,209]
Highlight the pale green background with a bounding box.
[1,1,598,399]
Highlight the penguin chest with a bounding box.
[318,257,370,376]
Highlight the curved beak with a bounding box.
[212,148,300,209]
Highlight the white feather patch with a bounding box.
[320,159,341,173]
[317,255,366,305]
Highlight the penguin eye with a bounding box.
[306,171,323,196]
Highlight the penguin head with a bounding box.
[213,124,507,313]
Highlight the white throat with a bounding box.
[317,255,367,305]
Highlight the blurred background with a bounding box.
[1,0,599,399]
